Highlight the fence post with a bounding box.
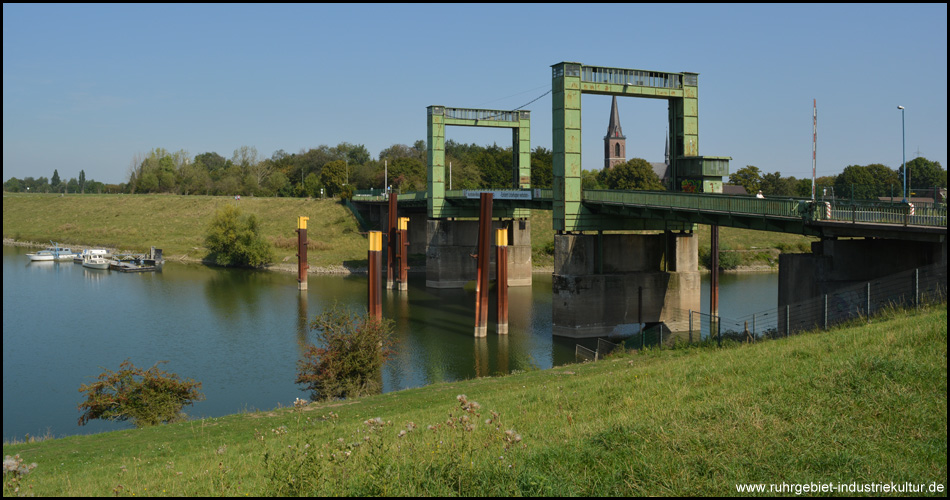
[785,305,790,337]
[717,315,721,348]
[688,309,693,343]
[635,286,642,350]
[823,294,828,330]
[866,282,871,323]
[914,268,919,310]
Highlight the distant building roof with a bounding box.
[722,184,749,196]
[650,162,669,181]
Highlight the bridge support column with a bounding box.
[425,218,532,289]
[552,232,700,339]
[778,237,947,322]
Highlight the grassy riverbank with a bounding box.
[2,192,815,272]
[2,304,945,496]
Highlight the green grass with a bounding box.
[2,193,367,269]
[3,193,816,271]
[3,304,945,496]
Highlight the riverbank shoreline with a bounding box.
[4,238,779,275]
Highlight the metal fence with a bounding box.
[579,263,946,359]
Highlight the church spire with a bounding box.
[606,96,624,139]
[604,96,626,169]
[665,129,670,165]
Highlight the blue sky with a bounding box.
[3,3,947,185]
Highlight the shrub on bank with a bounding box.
[204,204,274,268]
[76,359,204,428]
[296,304,398,401]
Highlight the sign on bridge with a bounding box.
[463,190,533,200]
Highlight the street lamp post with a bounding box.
[898,105,906,203]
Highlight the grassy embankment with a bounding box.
[2,304,946,496]
[3,192,815,271]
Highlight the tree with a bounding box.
[530,146,553,188]
[320,159,348,197]
[900,157,947,190]
[78,170,86,194]
[204,204,274,268]
[51,169,62,192]
[77,359,204,428]
[581,169,604,190]
[194,152,228,173]
[3,178,23,192]
[387,156,425,192]
[296,303,397,401]
[834,163,899,200]
[729,165,762,194]
[760,171,796,197]
[600,158,665,191]
[302,172,323,198]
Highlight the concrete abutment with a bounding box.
[425,218,532,289]
[552,232,700,339]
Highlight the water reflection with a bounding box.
[3,245,778,442]
[296,290,309,353]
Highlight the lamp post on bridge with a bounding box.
[898,105,906,203]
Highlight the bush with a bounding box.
[296,304,397,401]
[698,247,741,271]
[77,359,204,428]
[204,204,274,268]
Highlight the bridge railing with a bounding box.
[583,189,804,218]
[819,200,947,227]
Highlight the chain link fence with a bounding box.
[577,263,946,359]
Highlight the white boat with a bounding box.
[73,248,112,263]
[26,243,81,262]
[81,253,111,270]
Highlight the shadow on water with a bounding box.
[202,265,276,326]
[4,245,777,441]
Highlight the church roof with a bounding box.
[605,96,624,139]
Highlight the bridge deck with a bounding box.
[351,189,947,242]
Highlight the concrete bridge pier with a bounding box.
[425,218,532,289]
[552,232,701,339]
[778,237,948,316]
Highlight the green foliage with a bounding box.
[204,204,275,268]
[302,172,323,198]
[387,156,426,192]
[698,247,741,270]
[599,158,665,191]
[3,177,23,192]
[530,146,553,188]
[760,170,797,196]
[901,156,947,189]
[321,160,348,197]
[76,359,204,428]
[296,304,397,401]
[4,305,946,496]
[834,163,899,200]
[581,169,604,190]
[262,395,524,496]
[729,165,762,194]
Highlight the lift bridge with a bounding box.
[351,61,947,338]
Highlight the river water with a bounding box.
[2,245,777,441]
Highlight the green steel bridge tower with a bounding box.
[552,61,731,232]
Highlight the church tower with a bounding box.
[604,96,626,169]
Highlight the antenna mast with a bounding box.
[812,99,817,201]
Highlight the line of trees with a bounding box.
[2,168,120,194]
[4,141,945,202]
[728,157,946,201]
